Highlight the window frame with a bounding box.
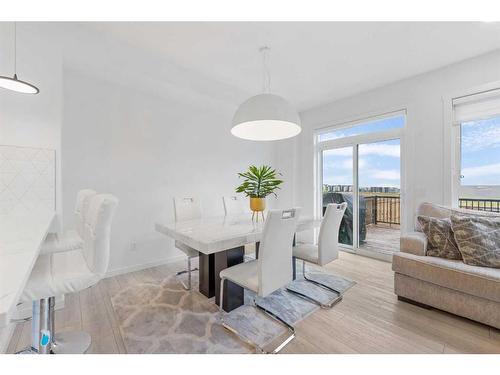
[444,82,500,207]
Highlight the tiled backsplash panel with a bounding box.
[0,145,56,215]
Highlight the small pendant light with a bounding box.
[0,22,39,94]
[231,47,301,141]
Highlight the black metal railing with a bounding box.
[458,198,500,212]
[364,195,401,225]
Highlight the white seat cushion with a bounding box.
[175,241,199,257]
[40,230,83,255]
[219,259,259,293]
[293,243,319,265]
[21,249,99,302]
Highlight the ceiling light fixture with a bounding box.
[0,23,39,94]
[231,46,300,141]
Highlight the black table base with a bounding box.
[198,253,215,298]
[198,246,245,312]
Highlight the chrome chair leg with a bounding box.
[287,260,343,309]
[219,277,295,354]
[302,260,342,294]
[176,256,198,291]
[253,300,295,354]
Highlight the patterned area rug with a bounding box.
[110,269,355,353]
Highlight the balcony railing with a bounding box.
[458,198,500,212]
[363,195,400,226]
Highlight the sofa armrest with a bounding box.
[400,231,428,256]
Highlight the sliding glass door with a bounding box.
[317,111,405,256]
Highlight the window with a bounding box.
[318,114,404,142]
[452,89,500,210]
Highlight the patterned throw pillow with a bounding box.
[451,214,500,268]
[417,215,462,260]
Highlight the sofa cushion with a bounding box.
[417,216,462,260]
[451,214,500,268]
[392,252,500,302]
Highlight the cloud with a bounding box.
[323,174,352,185]
[462,163,500,178]
[320,131,360,141]
[371,169,400,180]
[462,121,500,152]
[325,143,399,158]
[360,143,400,157]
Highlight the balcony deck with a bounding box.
[360,223,400,254]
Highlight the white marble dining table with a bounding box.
[0,211,55,329]
[155,214,321,311]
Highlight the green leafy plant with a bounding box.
[236,165,283,198]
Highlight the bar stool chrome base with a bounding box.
[51,331,91,354]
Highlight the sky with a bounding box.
[461,117,500,186]
[322,116,402,189]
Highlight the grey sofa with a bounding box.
[392,202,500,329]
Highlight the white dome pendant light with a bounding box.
[231,47,300,141]
[0,23,39,94]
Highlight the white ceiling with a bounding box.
[53,22,500,111]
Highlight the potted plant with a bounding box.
[236,165,283,221]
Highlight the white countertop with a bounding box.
[155,214,321,254]
[0,211,55,328]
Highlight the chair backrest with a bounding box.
[74,189,97,237]
[173,197,202,222]
[318,203,347,266]
[222,195,248,216]
[258,208,300,297]
[82,194,119,276]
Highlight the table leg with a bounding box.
[255,241,260,259]
[215,246,245,312]
[198,253,215,298]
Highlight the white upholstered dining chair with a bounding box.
[219,208,300,353]
[287,202,347,308]
[222,195,248,216]
[19,194,119,354]
[173,197,201,290]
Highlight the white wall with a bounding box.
[61,68,276,275]
[0,24,63,218]
[288,49,500,234]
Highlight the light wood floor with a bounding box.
[7,252,500,354]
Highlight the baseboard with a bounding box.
[105,255,186,278]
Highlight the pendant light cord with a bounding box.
[260,46,271,93]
